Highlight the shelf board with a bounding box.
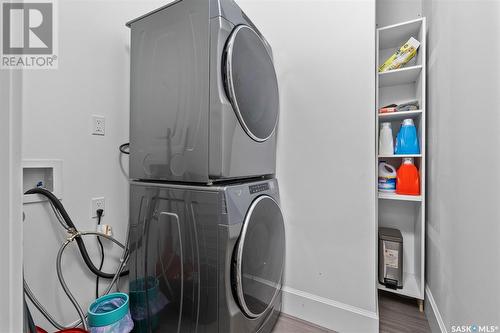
[378,192,422,202]
[378,65,422,87]
[378,272,423,299]
[378,154,422,158]
[378,18,424,50]
[378,110,422,121]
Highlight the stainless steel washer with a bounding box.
[128,178,286,332]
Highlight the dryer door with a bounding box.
[223,25,279,142]
[233,195,285,318]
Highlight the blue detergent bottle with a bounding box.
[395,119,420,154]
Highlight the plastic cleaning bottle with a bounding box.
[378,162,397,193]
[395,119,420,155]
[396,158,420,195]
[379,122,394,156]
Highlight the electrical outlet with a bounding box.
[91,197,105,218]
[92,115,105,136]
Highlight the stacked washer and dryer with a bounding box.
[126,0,285,332]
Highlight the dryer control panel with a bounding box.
[249,183,269,194]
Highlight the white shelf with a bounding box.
[379,110,422,121]
[378,192,422,202]
[378,154,422,158]
[378,272,423,299]
[378,18,424,50]
[379,65,422,87]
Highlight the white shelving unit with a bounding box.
[376,18,426,310]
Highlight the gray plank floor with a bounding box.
[272,314,335,333]
[272,291,431,333]
[378,291,431,333]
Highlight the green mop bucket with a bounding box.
[129,277,161,332]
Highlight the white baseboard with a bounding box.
[281,286,379,332]
[425,284,447,333]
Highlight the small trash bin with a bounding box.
[378,227,403,289]
[87,293,134,333]
[129,277,169,332]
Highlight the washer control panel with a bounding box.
[249,183,269,194]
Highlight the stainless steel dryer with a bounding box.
[127,0,280,183]
[128,178,286,332]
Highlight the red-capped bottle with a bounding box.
[396,158,420,195]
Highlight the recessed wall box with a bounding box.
[23,160,63,204]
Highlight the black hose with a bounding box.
[96,209,105,298]
[119,143,130,155]
[24,187,128,279]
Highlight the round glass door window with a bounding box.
[233,195,285,318]
[224,25,280,142]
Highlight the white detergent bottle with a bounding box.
[378,162,397,192]
[379,122,394,156]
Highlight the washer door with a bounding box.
[224,25,280,142]
[234,195,285,318]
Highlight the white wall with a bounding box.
[22,1,164,329]
[237,1,378,331]
[422,0,500,331]
[377,0,422,27]
[22,0,377,331]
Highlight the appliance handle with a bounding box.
[159,212,183,333]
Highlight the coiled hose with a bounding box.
[23,187,130,330]
[25,231,130,331]
[24,187,129,278]
[56,231,129,331]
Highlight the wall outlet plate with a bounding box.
[91,197,105,218]
[92,115,105,136]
